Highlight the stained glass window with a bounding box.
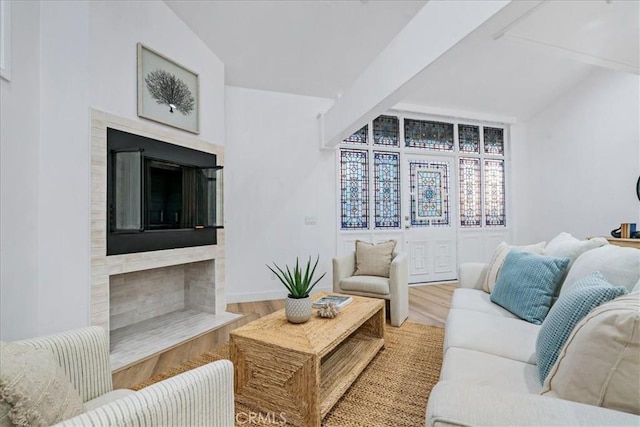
[373,152,400,229]
[340,149,369,229]
[373,115,399,146]
[404,119,454,151]
[483,127,504,155]
[484,159,505,226]
[458,124,480,153]
[459,158,481,227]
[410,161,450,227]
[343,125,368,144]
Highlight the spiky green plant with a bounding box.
[267,256,326,299]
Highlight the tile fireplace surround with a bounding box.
[90,109,236,370]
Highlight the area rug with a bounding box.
[132,321,444,427]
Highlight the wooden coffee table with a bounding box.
[229,292,385,426]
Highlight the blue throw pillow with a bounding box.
[490,250,570,325]
[535,271,627,384]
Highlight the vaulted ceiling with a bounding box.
[165,0,639,121]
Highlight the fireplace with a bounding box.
[90,110,233,370]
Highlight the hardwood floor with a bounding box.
[227,298,285,318]
[114,283,455,388]
[227,283,456,327]
[407,283,456,327]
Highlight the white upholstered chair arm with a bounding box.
[457,263,488,290]
[55,360,235,427]
[389,252,409,327]
[426,381,639,427]
[333,252,356,292]
[18,326,112,402]
[389,252,408,297]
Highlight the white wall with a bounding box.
[37,0,91,338]
[225,87,336,302]
[89,1,225,145]
[0,0,225,340]
[512,68,640,244]
[0,1,41,341]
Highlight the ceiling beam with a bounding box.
[318,0,510,149]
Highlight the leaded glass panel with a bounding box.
[405,119,454,151]
[410,160,450,227]
[373,115,399,146]
[342,125,368,144]
[373,151,400,229]
[340,149,369,229]
[459,158,481,227]
[483,127,504,155]
[458,124,480,153]
[484,159,505,226]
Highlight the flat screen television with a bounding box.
[106,128,223,255]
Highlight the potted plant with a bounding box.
[267,256,326,323]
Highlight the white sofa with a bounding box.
[426,241,640,427]
[2,326,234,426]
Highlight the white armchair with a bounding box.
[14,326,234,426]
[333,252,409,326]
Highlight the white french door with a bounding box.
[402,156,457,283]
[336,112,510,284]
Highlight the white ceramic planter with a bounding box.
[285,296,312,324]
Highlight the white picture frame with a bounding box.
[0,0,11,81]
[137,43,199,134]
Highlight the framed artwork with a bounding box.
[0,0,11,81]
[137,43,199,134]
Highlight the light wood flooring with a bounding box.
[113,283,455,388]
[227,283,456,327]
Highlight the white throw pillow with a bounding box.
[541,294,640,415]
[482,241,546,293]
[560,245,640,296]
[544,232,608,267]
[0,342,84,425]
[544,233,608,294]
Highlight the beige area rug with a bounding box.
[132,322,444,427]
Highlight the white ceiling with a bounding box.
[165,0,427,99]
[165,0,639,121]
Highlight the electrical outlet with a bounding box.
[304,216,317,225]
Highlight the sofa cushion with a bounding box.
[354,240,396,277]
[450,288,519,319]
[536,272,627,384]
[0,342,84,426]
[427,381,640,427]
[444,308,540,364]
[339,275,389,295]
[490,251,570,325]
[541,294,640,415]
[441,347,541,394]
[560,244,640,296]
[482,241,546,293]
